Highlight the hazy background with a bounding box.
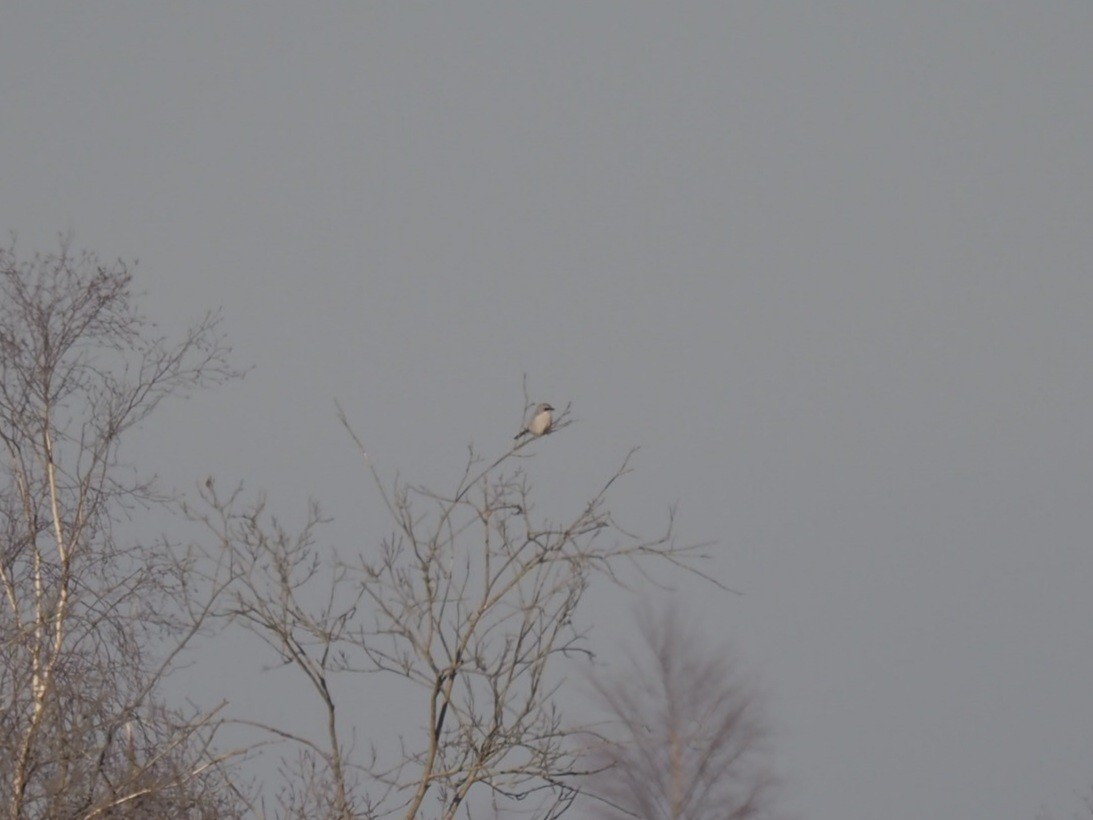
[4,5,1093,819]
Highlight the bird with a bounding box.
[515,403,554,439]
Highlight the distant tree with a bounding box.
[1034,788,1093,820]
[581,605,777,820]
[190,395,720,819]
[0,242,245,819]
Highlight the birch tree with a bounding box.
[0,242,244,819]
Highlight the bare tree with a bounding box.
[0,241,246,819]
[191,397,718,819]
[1,240,751,820]
[581,605,777,820]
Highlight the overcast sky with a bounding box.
[4,5,1093,819]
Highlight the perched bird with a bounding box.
[515,403,554,439]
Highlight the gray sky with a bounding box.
[4,5,1093,819]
